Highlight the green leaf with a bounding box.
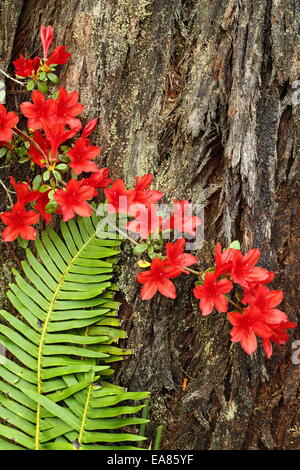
[148,246,156,259]
[229,240,241,250]
[133,243,148,255]
[48,73,59,83]
[55,163,68,171]
[43,170,50,181]
[37,81,48,94]
[38,71,47,81]
[21,388,80,430]
[53,170,62,182]
[59,153,70,163]
[82,431,147,443]
[17,236,29,249]
[5,150,12,161]
[19,157,29,164]
[0,147,7,158]
[0,423,34,449]
[45,200,58,213]
[39,184,51,192]
[0,437,25,450]
[26,79,35,91]
[32,175,42,190]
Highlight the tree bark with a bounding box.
[0,0,299,450]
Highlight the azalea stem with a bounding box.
[0,68,25,86]
[225,295,243,311]
[88,204,139,246]
[0,178,13,206]
[12,127,50,166]
[184,266,204,276]
[106,218,140,246]
[7,90,29,94]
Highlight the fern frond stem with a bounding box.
[35,230,98,450]
[138,399,150,446]
[78,383,92,448]
[77,326,94,447]
[154,425,164,450]
[36,272,66,449]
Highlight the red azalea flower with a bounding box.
[246,284,288,324]
[28,131,51,167]
[162,199,202,236]
[135,174,152,190]
[9,177,39,205]
[126,203,161,239]
[137,257,179,300]
[193,271,233,316]
[40,25,53,60]
[54,178,95,222]
[68,137,100,175]
[81,118,98,139]
[13,55,40,78]
[0,202,39,242]
[132,174,163,207]
[231,249,274,289]
[34,190,52,223]
[46,45,71,66]
[165,238,198,275]
[0,104,19,142]
[241,271,275,304]
[42,122,80,162]
[80,168,111,189]
[262,321,297,358]
[20,91,56,131]
[214,242,235,277]
[77,180,97,199]
[104,179,135,214]
[228,307,274,355]
[56,87,84,129]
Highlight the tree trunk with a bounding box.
[0,0,299,450]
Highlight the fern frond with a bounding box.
[0,211,149,450]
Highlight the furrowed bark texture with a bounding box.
[0,0,299,449]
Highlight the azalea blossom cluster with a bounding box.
[102,187,296,358]
[193,243,296,357]
[14,25,70,92]
[0,25,296,358]
[0,26,111,241]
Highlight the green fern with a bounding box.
[0,208,149,450]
